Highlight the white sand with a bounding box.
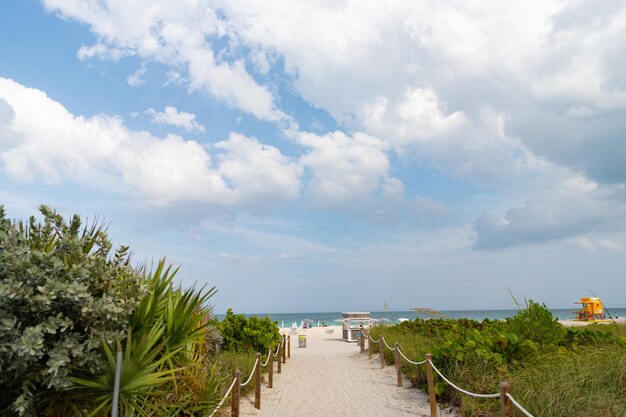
[239,326,458,417]
[559,317,626,327]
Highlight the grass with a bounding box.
[369,322,626,417]
[509,345,626,417]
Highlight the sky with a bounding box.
[0,0,625,314]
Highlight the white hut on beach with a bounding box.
[335,312,373,342]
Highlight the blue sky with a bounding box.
[1,0,625,313]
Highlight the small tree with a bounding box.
[0,206,144,416]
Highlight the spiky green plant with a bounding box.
[130,259,217,362]
[70,326,180,417]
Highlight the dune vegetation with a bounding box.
[370,302,626,417]
[0,206,280,417]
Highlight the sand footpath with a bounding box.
[239,326,457,417]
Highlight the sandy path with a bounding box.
[239,327,453,417]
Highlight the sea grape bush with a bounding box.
[216,308,280,353]
[0,206,144,416]
[393,305,616,368]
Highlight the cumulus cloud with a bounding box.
[44,0,290,124]
[214,133,302,210]
[0,77,300,208]
[472,175,626,250]
[38,0,626,248]
[145,106,206,133]
[296,130,391,208]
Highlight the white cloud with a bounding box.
[575,236,625,253]
[37,0,626,247]
[218,251,261,265]
[44,0,290,124]
[295,130,392,208]
[0,77,300,209]
[214,133,303,209]
[44,0,626,185]
[126,65,146,86]
[144,106,206,133]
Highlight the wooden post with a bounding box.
[277,348,282,374]
[231,369,240,417]
[499,381,514,417]
[288,335,291,358]
[425,354,438,417]
[395,342,402,387]
[360,331,365,353]
[379,338,384,368]
[368,334,372,359]
[254,352,261,409]
[282,335,286,364]
[268,349,273,388]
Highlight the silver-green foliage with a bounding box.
[0,205,144,416]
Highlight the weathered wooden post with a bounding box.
[288,335,291,358]
[282,335,286,364]
[254,352,261,409]
[360,330,365,353]
[499,381,514,417]
[268,349,274,388]
[379,338,384,368]
[395,342,402,387]
[368,334,373,359]
[425,354,437,417]
[231,369,240,417]
[277,348,282,374]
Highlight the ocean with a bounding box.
[214,308,626,327]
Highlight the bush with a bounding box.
[506,299,563,345]
[0,206,144,416]
[217,309,280,353]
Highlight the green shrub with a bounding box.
[0,206,143,417]
[217,309,280,353]
[506,299,563,345]
[372,301,625,417]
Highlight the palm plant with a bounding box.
[71,326,180,417]
[67,259,221,416]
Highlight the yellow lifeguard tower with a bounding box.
[573,297,606,321]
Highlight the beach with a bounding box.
[239,326,457,417]
[559,317,626,327]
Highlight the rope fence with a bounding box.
[506,393,535,417]
[361,330,535,417]
[206,334,291,417]
[428,360,500,399]
[208,377,237,417]
[239,358,259,388]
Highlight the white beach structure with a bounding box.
[335,312,374,342]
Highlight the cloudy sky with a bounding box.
[1,0,625,313]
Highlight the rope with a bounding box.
[382,337,396,351]
[506,393,535,417]
[397,348,426,365]
[428,360,500,399]
[261,348,271,367]
[273,340,283,357]
[240,358,259,388]
[208,377,237,417]
[369,334,381,343]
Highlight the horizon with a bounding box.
[2,1,626,314]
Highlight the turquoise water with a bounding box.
[214,308,626,326]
